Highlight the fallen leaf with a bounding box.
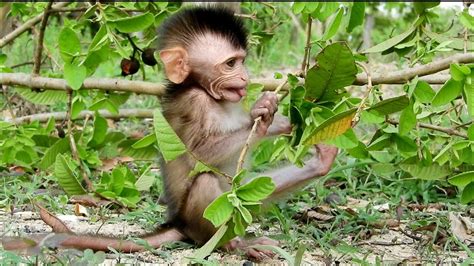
[449,212,474,245]
[74,203,89,217]
[36,203,73,233]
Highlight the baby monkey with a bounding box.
[3,7,338,259]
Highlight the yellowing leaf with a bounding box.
[303,108,356,145]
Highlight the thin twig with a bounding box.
[386,118,468,139]
[1,85,17,123]
[235,79,288,173]
[187,151,233,184]
[301,15,313,75]
[10,61,34,69]
[352,62,372,126]
[66,90,94,190]
[0,2,69,48]
[32,1,54,75]
[31,27,60,70]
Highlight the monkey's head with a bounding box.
[158,7,249,102]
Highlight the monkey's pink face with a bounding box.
[189,35,249,103]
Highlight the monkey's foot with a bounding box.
[223,237,279,261]
[313,144,338,176]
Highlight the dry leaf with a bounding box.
[74,203,89,217]
[449,212,474,245]
[36,203,73,233]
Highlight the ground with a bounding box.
[1,200,471,265]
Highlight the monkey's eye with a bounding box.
[226,58,236,68]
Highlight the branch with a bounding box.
[301,16,313,74]
[386,119,468,139]
[7,109,154,124]
[353,62,372,126]
[0,2,68,48]
[354,53,474,85]
[32,1,54,75]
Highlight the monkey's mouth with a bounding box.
[230,87,247,98]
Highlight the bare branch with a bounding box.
[386,119,468,139]
[8,109,154,124]
[354,53,474,85]
[32,1,54,75]
[0,2,68,48]
[301,16,313,74]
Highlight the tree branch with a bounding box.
[0,2,68,48]
[7,109,154,124]
[354,53,474,85]
[32,1,54,75]
[386,119,468,139]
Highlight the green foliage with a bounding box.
[153,109,186,162]
[54,154,87,196]
[95,166,143,207]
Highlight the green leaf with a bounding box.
[131,134,156,149]
[135,166,154,191]
[463,82,474,118]
[460,10,474,30]
[468,125,474,140]
[292,2,305,14]
[448,171,474,188]
[191,224,228,262]
[432,79,462,106]
[153,109,187,162]
[111,167,126,195]
[399,104,416,135]
[111,12,154,33]
[59,27,81,62]
[236,176,275,202]
[88,24,108,52]
[414,2,440,14]
[346,2,365,33]
[64,62,87,90]
[303,108,356,145]
[54,154,86,196]
[39,138,71,170]
[400,163,450,180]
[89,114,107,147]
[367,95,409,115]
[451,64,469,81]
[305,42,357,101]
[236,204,252,225]
[203,192,233,227]
[363,17,422,53]
[71,98,86,119]
[15,88,67,105]
[322,8,344,41]
[233,212,246,236]
[188,161,213,177]
[413,81,435,103]
[242,83,264,111]
[461,182,474,204]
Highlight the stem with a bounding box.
[386,119,467,139]
[301,15,313,75]
[352,62,373,126]
[32,1,54,75]
[66,90,94,190]
[235,78,288,174]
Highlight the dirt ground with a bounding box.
[1,208,470,265]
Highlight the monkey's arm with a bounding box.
[263,144,338,200]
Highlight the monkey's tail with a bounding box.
[2,227,185,253]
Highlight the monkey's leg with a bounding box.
[265,144,338,199]
[180,173,278,260]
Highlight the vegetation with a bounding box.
[0,2,473,264]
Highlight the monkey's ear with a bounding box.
[159,47,190,84]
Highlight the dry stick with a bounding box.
[236,79,288,173]
[65,90,94,191]
[386,118,468,139]
[0,2,68,48]
[32,1,54,75]
[352,62,373,126]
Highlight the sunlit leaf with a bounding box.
[131,134,156,149]
[461,182,474,204]
[347,2,365,33]
[111,12,154,33]
[153,109,186,162]
[432,78,463,106]
[203,192,233,227]
[236,176,275,202]
[322,8,344,41]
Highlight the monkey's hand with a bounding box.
[251,92,278,136]
[267,113,292,136]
